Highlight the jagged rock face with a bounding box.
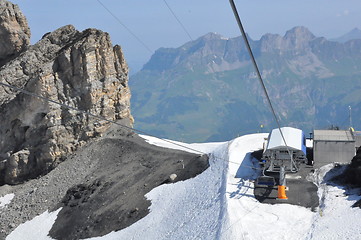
[0,0,30,63]
[0,25,133,185]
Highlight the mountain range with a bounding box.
[130,26,361,142]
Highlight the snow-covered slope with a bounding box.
[3,134,361,240]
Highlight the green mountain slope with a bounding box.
[130,27,361,142]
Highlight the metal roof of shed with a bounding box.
[313,130,355,142]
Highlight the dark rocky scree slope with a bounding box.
[49,127,208,240]
[0,125,208,240]
[0,1,209,239]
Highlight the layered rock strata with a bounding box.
[0,24,133,184]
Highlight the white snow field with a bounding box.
[4,134,361,240]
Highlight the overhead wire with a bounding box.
[95,0,297,172]
[96,0,153,53]
[163,0,193,41]
[0,1,271,205]
[0,1,271,171]
[222,2,307,236]
[228,0,297,171]
[0,80,264,171]
[0,81,201,155]
[0,81,267,240]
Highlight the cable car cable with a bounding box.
[228,0,297,171]
[0,80,264,171]
[96,0,153,53]
[0,81,202,155]
[163,0,193,41]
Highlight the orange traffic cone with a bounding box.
[277,185,288,200]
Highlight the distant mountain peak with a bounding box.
[197,32,229,42]
[281,26,316,50]
[350,27,361,32]
[331,28,361,43]
[203,32,222,38]
[284,26,316,41]
[259,26,316,51]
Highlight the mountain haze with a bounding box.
[130,26,361,142]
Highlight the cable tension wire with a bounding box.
[228,0,296,170]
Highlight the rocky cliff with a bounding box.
[0,1,133,185]
[0,0,30,64]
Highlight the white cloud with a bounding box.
[337,9,350,17]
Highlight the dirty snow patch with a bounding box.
[0,194,14,208]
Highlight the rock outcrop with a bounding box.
[0,0,30,64]
[335,147,361,187]
[0,23,133,185]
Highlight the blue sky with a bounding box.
[10,0,361,73]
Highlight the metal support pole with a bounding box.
[277,165,288,200]
[279,165,286,186]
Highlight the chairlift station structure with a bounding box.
[258,127,307,200]
[263,127,307,173]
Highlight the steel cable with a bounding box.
[0,81,265,171]
[163,0,193,41]
[96,0,153,53]
[229,0,297,171]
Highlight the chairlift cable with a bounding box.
[1,79,265,240]
[228,0,297,171]
[0,81,201,155]
[163,0,193,41]
[0,81,264,171]
[96,0,153,53]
